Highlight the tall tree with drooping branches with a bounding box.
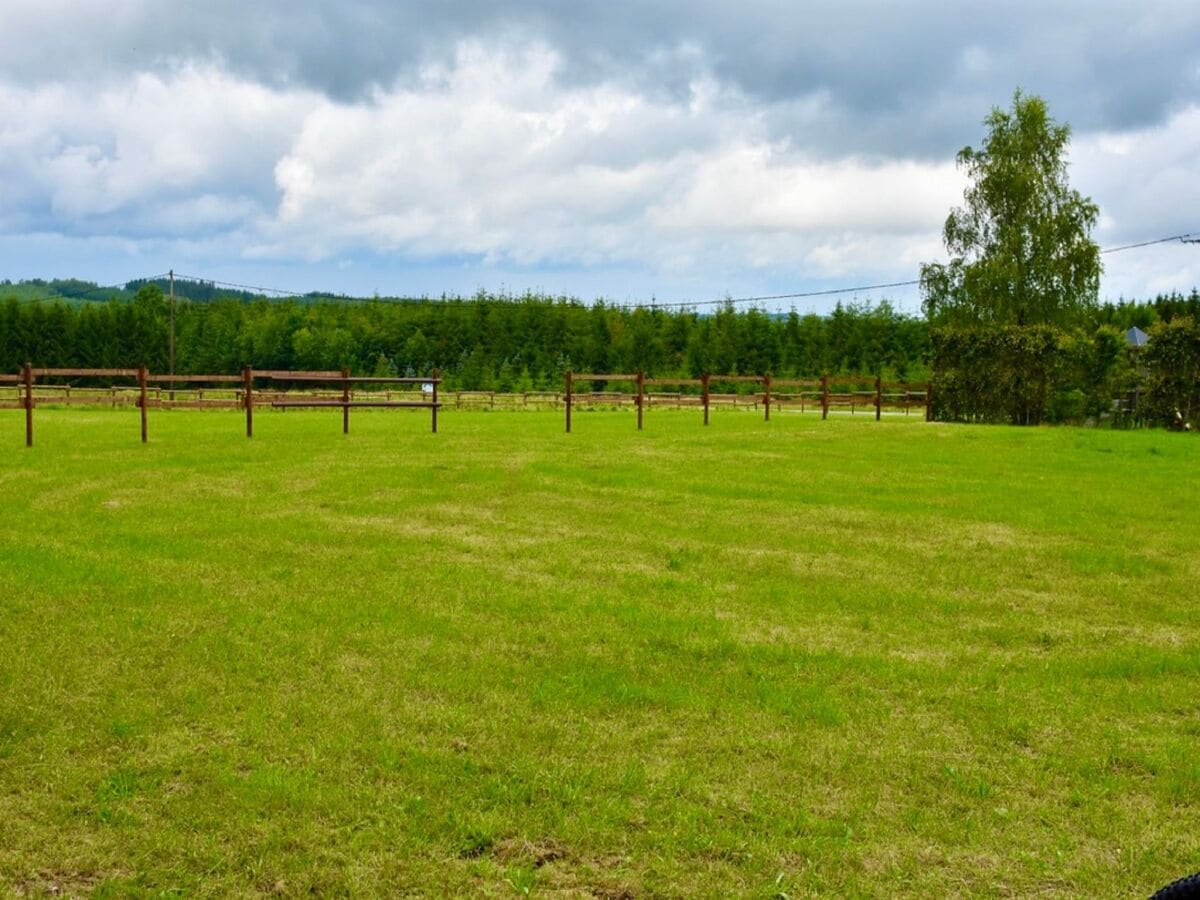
[922,90,1101,328]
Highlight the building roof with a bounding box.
[1125,326,1150,348]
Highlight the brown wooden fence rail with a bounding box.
[263,370,441,435]
[565,372,646,432]
[11,363,929,446]
[12,364,444,446]
[3,383,568,412]
[645,376,710,424]
[564,371,930,432]
[452,390,564,410]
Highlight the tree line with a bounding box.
[0,286,932,390]
[1,280,1196,401]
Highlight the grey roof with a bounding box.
[1125,326,1150,347]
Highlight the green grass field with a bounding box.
[1,408,1198,897]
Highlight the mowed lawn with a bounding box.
[1,407,1197,897]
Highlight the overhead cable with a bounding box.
[8,229,1197,310]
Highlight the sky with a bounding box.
[1,1,1199,312]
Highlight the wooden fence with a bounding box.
[7,362,930,446]
[564,371,931,432]
[9,364,441,447]
[262,370,441,435]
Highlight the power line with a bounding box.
[107,229,1200,310]
[631,279,923,311]
[171,273,313,298]
[6,275,171,307]
[638,232,1200,309]
[6,229,1196,310]
[1099,232,1199,254]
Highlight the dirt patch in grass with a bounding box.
[492,836,570,867]
[12,870,102,898]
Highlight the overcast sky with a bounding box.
[2,0,1198,311]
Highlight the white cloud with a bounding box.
[0,38,1197,303]
[267,42,963,278]
[1072,106,1200,298]
[0,67,314,227]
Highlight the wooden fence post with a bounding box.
[763,373,772,422]
[431,368,439,433]
[636,371,644,431]
[565,371,573,433]
[243,366,254,438]
[23,362,34,447]
[341,367,350,434]
[821,374,829,420]
[875,375,882,421]
[702,373,710,426]
[138,364,148,443]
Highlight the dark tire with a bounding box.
[1152,872,1200,899]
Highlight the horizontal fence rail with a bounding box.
[261,369,440,435]
[11,364,444,446]
[9,362,930,446]
[563,371,930,432]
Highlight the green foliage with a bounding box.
[0,291,931,384]
[922,91,1101,328]
[1053,326,1131,423]
[923,92,1112,425]
[6,274,1198,432]
[931,325,1063,424]
[1141,316,1200,426]
[931,324,1125,425]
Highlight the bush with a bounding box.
[931,324,1124,425]
[931,325,1063,424]
[1141,317,1200,427]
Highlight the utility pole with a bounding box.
[168,270,175,402]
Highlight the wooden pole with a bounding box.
[636,371,644,431]
[431,368,439,433]
[702,373,710,426]
[925,382,933,422]
[875,375,882,421]
[565,371,573,433]
[243,366,254,438]
[341,367,350,434]
[23,362,33,447]
[138,364,148,443]
[763,373,772,422]
[168,269,175,402]
[821,375,829,420]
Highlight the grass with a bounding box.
[1,406,1198,897]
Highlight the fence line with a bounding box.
[8,362,931,446]
[263,369,441,435]
[3,385,931,414]
[10,364,443,447]
[563,370,931,432]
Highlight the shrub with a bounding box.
[1141,317,1200,427]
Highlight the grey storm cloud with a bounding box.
[2,0,1199,302]
[4,0,1200,156]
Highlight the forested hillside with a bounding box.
[0,284,929,388]
[1,279,1196,390]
